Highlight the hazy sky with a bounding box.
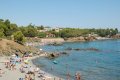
[0,0,120,29]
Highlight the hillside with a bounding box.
[0,39,39,56]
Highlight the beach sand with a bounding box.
[0,55,63,80]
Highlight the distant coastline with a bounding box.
[25,37,120,46]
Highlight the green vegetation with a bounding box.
[13,31,25,44]
[0,19,119,42]
[0,19,24,44]
[19,24,38,37]
[37,25,44,30]
[48,30,60,38]
[57,28,118,38]
[89,28,118,37]
[37,32,46,38]
[0,27,4,38]
[59,28,90,38]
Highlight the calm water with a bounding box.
[33,39,120,80]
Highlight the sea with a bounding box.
[33,39,120,80]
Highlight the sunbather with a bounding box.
[0,69,5,77]
[20,65,25,73]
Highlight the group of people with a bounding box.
[5,57,18,70]
[1,53,82,80]
[66,72,81,80]
[5,55,21,70]
[3,53,38,80]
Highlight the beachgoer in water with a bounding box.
[75,72,81,80]
[51,66,53,71]
[67,72,70,80]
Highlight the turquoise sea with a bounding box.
[33,39,120,80]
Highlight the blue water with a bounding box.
[33,39,120,80]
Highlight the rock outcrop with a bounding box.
[65,36,97,42]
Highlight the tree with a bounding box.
[19,26,28,36]
[27,27,38,37]
[22,24,38,37]
[4,23,19,36]
[37,25,44,30]
[0,19,4,22]
[0,27,4,38]
[13,31,25,44]
[37,32,46,38]
[4,19,10,29]
[0,31,4,38]
[115,28,118,34]
[109,28,118,36]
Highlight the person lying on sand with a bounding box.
[35,67,40,72]
[25,74,32,80]
[20,65,25,73]
[0,69,5,77]
[4,58,10,69]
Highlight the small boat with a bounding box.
[53,60,58,64]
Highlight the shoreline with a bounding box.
[0,39,120,80]
[0,54,64,80]
[31,39,120,80]
[30,54,64,80]
[25,37,120,46]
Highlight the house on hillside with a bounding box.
[37,27,52,32]
[37,27,63,33]
[87,32,99,37]
[52,27,63,32]
[44,27,52,31]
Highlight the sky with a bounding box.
[0,0,120,29]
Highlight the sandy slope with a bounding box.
[0,39,39,56]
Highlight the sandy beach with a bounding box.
[0,54,63,80]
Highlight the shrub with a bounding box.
[13,31,26,44]
[0,32,4,38]
[37,32,46,38]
